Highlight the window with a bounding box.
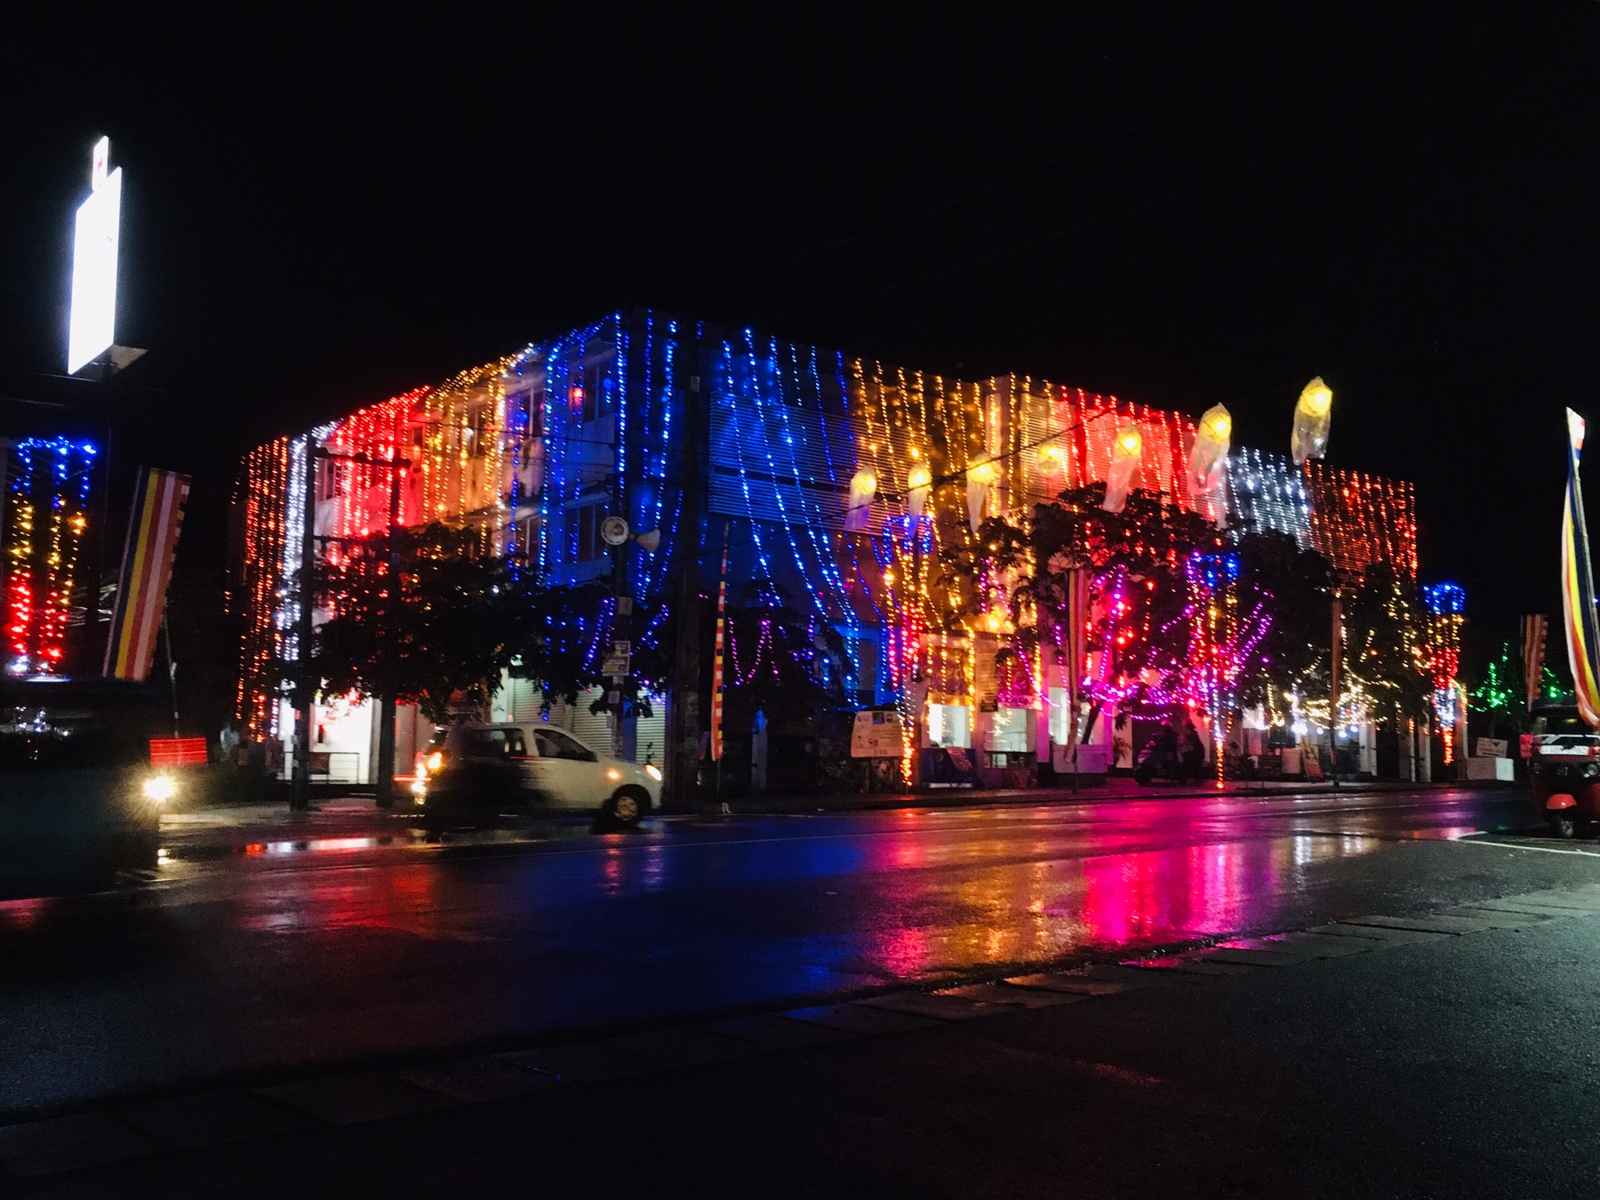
[318,458,337,500]
[576,503,605,562]
[463,728,526,758]
[466,403,489,459]
[926,703,971,749]
[535,729,596,762]
[525,388,544,439]
[989,708,1031,754]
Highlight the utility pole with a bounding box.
[1329,584,1343,791]
[374,461,403,808]
[665,336,710,812]
[292,438,317,811]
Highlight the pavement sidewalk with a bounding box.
[161,777,1475,848]
[8,881,1599,1197]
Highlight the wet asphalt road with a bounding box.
[1,785,1592,1116]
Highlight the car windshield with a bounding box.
[1532,709,1592,736]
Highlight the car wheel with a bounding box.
[606,786,649,829]
[1548,811,1578,839]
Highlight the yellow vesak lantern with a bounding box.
[1188,403,1232,521]
[1291,377,1333,465]
[845,467,876,532]
[905,463,932,519]
[1102,426,1142,513]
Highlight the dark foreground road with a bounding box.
[0,786,1577,1109]
[18,889,1594,1200]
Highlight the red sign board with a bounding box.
[149,737,207,768]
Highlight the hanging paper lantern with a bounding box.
[905,463,932,519]
[1188,404,1232,490]
[966,460,998,531]
[845,467,876,532]
[1290,377,1333,465]
[1188,404,1232,525]
[1102,426,1142,513]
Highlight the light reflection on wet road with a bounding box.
[0,787,1576,1112]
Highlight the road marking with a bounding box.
[1453,838,1600,857]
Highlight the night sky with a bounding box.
[3,11,1596,648]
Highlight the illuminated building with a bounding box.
[231,311,1431,789]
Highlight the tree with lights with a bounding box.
[1337,563,1433,725]
[952,484,1224,734]
[1232,529,1333,710]
[1469,638,1574,736]
[295,521,606,728]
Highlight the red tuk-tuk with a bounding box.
[1527,703,1600,838]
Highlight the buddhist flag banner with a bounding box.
[1522,613,1549,712]
[1559,410,1600,729]
[103,468,190,681]
[1063,566,1091,752]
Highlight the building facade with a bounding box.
[232,310,1436,793]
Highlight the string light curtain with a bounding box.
[3,437,98,676]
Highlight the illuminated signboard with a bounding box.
[67,136,122,375]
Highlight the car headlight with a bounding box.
[644,763,662,782]
[142,773,178,804]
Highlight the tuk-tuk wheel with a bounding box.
[1548,811,1578,839]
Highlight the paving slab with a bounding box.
[1006,968,1178,995]
[1120,956,1246,976]
[1502,892,1600,912]
[399,1056,558,1103]
[1466,900,1590,918]
[782,1003,938,1035]
[1436,906,1557,930]
[1342,914,1494,935]
[495,1029,744,1083]
[595,1029,753,1072]
[0,1112,153,1177]
[1194,947,1302,967]
[255,1072,448,1125]
[117,1088,315,1149]
[935,982,1087,1009]
[706,1014,857,1050]
[1267,932,1376,959]
[854,991,999,1021]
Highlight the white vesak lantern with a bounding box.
[1290,377,1333,465]
[905,463,932,519]
[1188,404,1232,525]
[845,467,877,532]
[1188,405,1231,491]
[1102,426,1142,513]
[966,460,998,531]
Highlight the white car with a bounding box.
[413,721,662,827]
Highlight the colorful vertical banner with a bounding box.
[103,468,190,681]
[709,526,730,762]
[1521,613,1549,711]
[1063,566,1090,752]
[1560,408,1600,729]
